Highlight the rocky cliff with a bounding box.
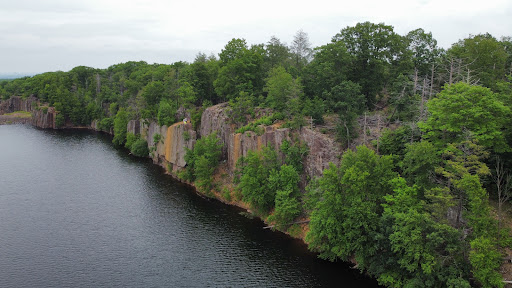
[138,120,197,172]
[200,103,341,180]
[1,95,340,188]
[0,96,57,129]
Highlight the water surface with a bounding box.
[0,125,378,287]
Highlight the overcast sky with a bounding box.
[1,0,511,75]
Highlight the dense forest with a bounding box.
[2,21,512,287]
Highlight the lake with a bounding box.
[0,125,379,287]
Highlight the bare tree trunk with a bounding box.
[429,63,435,99]
[344,122,350,148]
[363,112,367,145]
[420,78,426,121]
[493,157,511,248]
[414,68,418,94]
[376,115,381,153]
[449,58,454,85]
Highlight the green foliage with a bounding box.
[98,117,113,132]
[113,108,129,147]
[214,38,264,101]
[406,28,442,77]
[333,22,409,106]
[302,96,325,125]
[420,82,510,152]
[183,133,222,192]
[378,125,421,157]
[264,66,302,113]
[142,81,165,106]
[448,33,508,89]
[228,91,254,125]
[153,133,161,144]
[267,165,301,229]
[306,146,396,262]
[322,81,365,147]
[280,140,308,172]
[125,132,137,149]
[237,147,279,213]
[157,99,177,127]
[469,236,504,288]
[130,137,149,157]
[401,141,440,190]
[235,114,283,134]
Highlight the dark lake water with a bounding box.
[0,125,379,287]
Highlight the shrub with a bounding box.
[130,138,149,157]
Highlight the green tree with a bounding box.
[214,39,264,101]
[448,33,508,89]
[333,22,409,106]
[302,40,352,99]
[157,99,177,126]
[306,146,396,265]
[238,147,279,213]
[130,137,149,157]
[268,164,301,228]
[406,28,442,77]
[264,36,291,71]
[419,82,510,152]
[113,108,129,147]
[183,133,222,193]
[323,81,365,146]
[264,66,298,112]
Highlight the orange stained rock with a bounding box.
[165,122,181,162]
[233,133,241,168]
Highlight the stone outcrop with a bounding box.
[228,126,291,170]
[201,104,341,180]
[31,107,57,129]
[127,120,141,135]
[299,127,341,178]
[141,120,196,172]
[0,96,37,115]
[200,103,235,159]
[0,96,56,129]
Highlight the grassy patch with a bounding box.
[4,111,32,118]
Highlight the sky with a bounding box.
[1,0,511,75]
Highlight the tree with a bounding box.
[419,82,510,152]
[322,81,365,146]
[333,22,408,107]
[406,28,442,77]
[264,66,296,111]
[268,164,301,228]
[183,133,222,193]
[214,39,265,101]
[306,146,396,264]
[238,147,279,213]
[401,140,440,191]
[157,99,177,126]
[264,36,291,71]
[290,29,312,74]
[448,33,508,89]
[302,40,352,98]
[113,108,129,147]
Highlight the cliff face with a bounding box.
[200,104,341,180]
[200,103,235,159]
[0,96,57,129]
[0,96,37,114]
[2,95,339,185]
[140,120,197,172]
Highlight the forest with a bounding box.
[2,21,512,287]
